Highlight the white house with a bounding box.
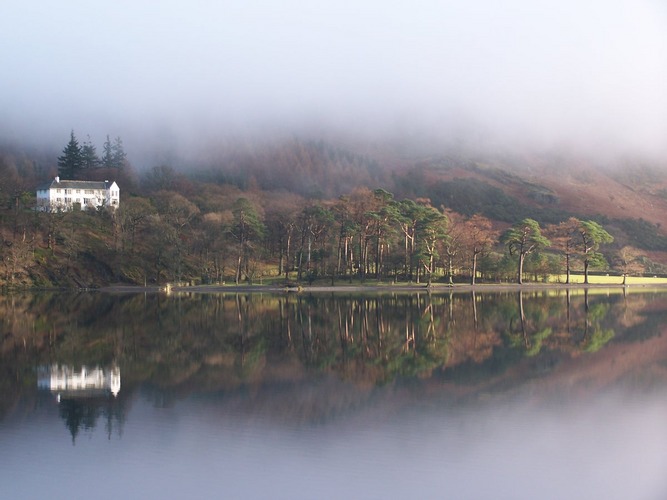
[36,176,120,211]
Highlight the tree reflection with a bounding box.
[58,394,127,445]
[580,299,615,353]
[1,289,667,426]
[506,292,553,357]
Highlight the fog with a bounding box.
[1,0,666,165]
[3,388,667,499]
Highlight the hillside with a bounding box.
[397,154,667,226]
[1,138,667,288]
[391,151,667,257]
[187,139,667,233]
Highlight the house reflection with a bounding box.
[38,364,121,401]
[37,364,124,444]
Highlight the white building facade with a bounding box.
[36,176,120,211]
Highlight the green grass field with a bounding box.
[547,274,667,285]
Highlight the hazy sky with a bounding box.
[1,0,666,162]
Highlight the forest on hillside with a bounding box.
[0,134,666,288]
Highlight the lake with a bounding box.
[1,288,666,499]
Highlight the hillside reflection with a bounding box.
[2,288,667,433]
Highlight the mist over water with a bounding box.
[3,368,667,500]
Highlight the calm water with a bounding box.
[1,289,667,499]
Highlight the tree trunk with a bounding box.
[306,235,312,272]
[471,253,478,286]
[375,230,381,279]
[285,231,292,277]
[427,255,434,286]
[297,229,306,281]
[447,254,454,285]
[336,233,344,276]
[362,237,369,280]
[235,251,243,285]
[404,233,409,280]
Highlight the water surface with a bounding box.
[1,289,666,499]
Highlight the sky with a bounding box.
[1,0,666,164]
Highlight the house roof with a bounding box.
[36,179,117,191]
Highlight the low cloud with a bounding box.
[1,0,665,164]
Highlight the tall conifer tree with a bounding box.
[101,135,113,168]
[81,135,99,169]
[111,136,126,169]
[57,130,83,179]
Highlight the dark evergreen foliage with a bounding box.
[57,130,83,179]
[81,136,99,169]
[111,137,126,169]
[101,135,113,168]
[100,135,126,169]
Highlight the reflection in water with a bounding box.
[38,364,121,400]
[36,364,123,444]
[1,289,667,497]
[1,289,667,410]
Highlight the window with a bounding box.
[56,188,61,193]
[76,189,81,193]
[85,189,93,194]
[65,189,72,194]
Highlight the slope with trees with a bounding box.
[1,135,666,288]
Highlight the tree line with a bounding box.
[57,131,126,179]
[113,180,623,287]
[0,141,655,288]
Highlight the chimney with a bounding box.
[55,176,60,183]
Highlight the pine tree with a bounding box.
[81,135,99,169]
[101,135,113,168]
[578,220,614,284]
[500,218,551,284]
[57,130,83,179]
[111,136,126,169]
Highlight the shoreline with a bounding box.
[97,281,667,294]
